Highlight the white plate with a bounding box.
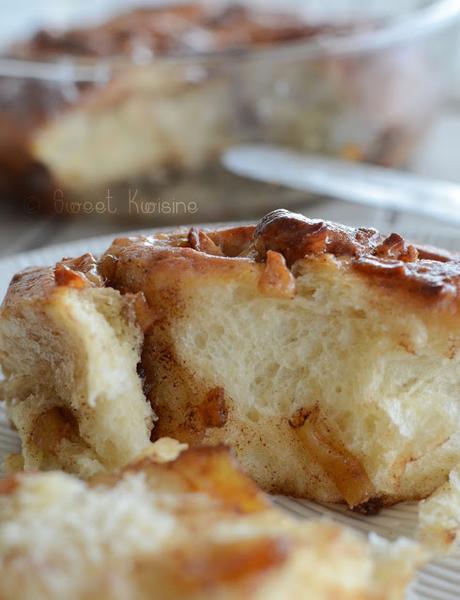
[0,228,459,600]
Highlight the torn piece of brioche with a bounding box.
[101,209,460,509]
[0,254,153,477]
[418,463,460,552]
[0,443,422,600]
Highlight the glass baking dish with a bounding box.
[0,0,458,222]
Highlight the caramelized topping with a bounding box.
[255,209,389,266]
[188,226,255,258]
[253,209,460,305]
[54,264,86,288]
[14,3,363,60]
[354,256,460,300]
[188,228,224,257]
[373,232,418,262]
[102,209,460,314]
[54,253,102,289]
[182,210,460,307]
[416,244,453,263]
[258,250,296,299]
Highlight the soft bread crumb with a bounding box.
[0,446,423,600]
[101,215,460,507]
[0,256,154,478]
[419,464,460,553]
[33,69,233,190]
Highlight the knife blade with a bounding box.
[222,144,460,226]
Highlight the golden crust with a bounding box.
[253,210,460,310]
[102,209,460,311]
[13,4,344,60]
[2,253,102,310]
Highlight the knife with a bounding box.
[222,144,460,226]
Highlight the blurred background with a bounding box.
[0,0,459,256]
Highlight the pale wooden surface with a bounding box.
[0,109,459,259]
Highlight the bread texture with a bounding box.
[418,463,460,552]
[0,442,421,600]
[0,254,154,477]
[32,67,232,191]
[101,209,460,509]
[3,208,460,516]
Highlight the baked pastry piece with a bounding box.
[3,208,460,516]
[0,253,153,477]
[1,4,434,213]
[418,462,460,552]
[0,441,421,600]
[101,209,460,509]
[1,3,328,210]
